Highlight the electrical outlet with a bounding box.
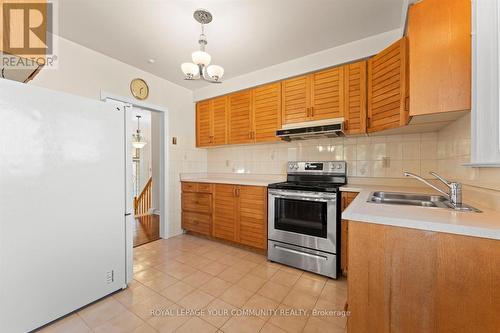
[106,270,114,284]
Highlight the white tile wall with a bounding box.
[207,133,440,179]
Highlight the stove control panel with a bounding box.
[287,161,346,174]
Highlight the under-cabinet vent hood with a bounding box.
[276,118,345,141]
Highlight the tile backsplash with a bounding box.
[207,132,439,179]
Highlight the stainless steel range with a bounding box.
[267,161,347,279]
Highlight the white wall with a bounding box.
[31,36,207,238]
[193,29,401,101]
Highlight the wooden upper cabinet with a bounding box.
[407,0,471,116]
[211,96,228,146]
[196,100,212,147]
[281,75,310,125]
[344,61,367,135]
[228,90,253,144]
[310,66,344,121]
[212,184,237,242]
[367,37,409,133]
[237,186,267,249]
[253,82,282,143]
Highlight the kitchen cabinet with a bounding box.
[213,183,268,249]
[347,221,500,333]
[310,66,344,121]
[367,37,409,132]
[340,191,358,276]
[181,182,213,236]
[253,82,282,143]
[228,90,253,144]
[213,184,238,241]
[407,0,471,116]
[344,61,367,134]
[195,96,228,147]
[281,75,310,125]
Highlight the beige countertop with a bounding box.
[180,173,285,187]
[341,184,500,240]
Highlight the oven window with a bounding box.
[274,198,327,238]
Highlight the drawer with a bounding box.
[181,192,212,214]
[197,183,213,193]
[182,182,198,192]
[182,211,211,235]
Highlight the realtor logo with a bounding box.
[2,1,52,55]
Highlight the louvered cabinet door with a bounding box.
[237,186,267,249]
[228,90,253,144]
[344,61,367,134]
[310,66,344,120]
[212,184,237,242]
[281,75,310,125]
[253,82,281,143]
[367,38,409,133]
[196,100,212,147]
[212,96,228,146]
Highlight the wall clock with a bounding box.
[130,78,149,100]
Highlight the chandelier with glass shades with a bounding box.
[181,9,224,83]
[132,115,147,149]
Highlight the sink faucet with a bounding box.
[404,171,462,206]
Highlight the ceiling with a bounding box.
[58,0,406,90]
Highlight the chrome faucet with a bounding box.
[404,171,462,206]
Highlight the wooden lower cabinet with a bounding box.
[182,182,268,250]
[347,221,500,333]
[340,191,358,276]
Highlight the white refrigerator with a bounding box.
[0,79,131,332]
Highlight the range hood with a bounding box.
[276,118,345,141]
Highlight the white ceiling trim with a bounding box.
[193,28,402,101]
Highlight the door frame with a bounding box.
[100,91,169,284]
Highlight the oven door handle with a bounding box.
[274,245,328,260]
[270,194,334,202]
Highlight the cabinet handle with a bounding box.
[311,106,314,117]
[236,187,240,197]
[306,107,310,117]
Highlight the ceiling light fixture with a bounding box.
[181,9,224,83]
[132,115,147,149]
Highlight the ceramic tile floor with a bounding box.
[38,234,348,333]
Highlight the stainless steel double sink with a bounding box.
[367,191,481,212]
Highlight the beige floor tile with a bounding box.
[270,270,300,288]
[220,315,266,333]
[259,322,289,333]
[231,259,259,273]
[78,297,128,328]
[293,276,326,297]
[319,282,348,303]
[257,281,291,303]
[242,252,267,264]
[267,305,309,333]
[134,267,163,284]
[156,262,197,280]
[236,274,266,293]
[147,304,189,333]
[175,317,218,333]
[128,293,174,320]
[220,285,255,308]
[141,273,178,292]
[241,294,279,319]
[198,260,228,276]
[131,323,158,333]
[312,299,347,327]
[201,298,236,328]
[178,290,215,309]
[249,265,279,280]
[217,266,246,283]
[37,314,91,333]
[316,292,346,310]
[160,281,195,302]
[303,316,345,333]
[93,310,144,333]
[183,270,213,288]
[198,276,233,298]
[301,271,329,283]
[201,249,224,261]
[214,253,241,266]
[114,285,159,308]
[282,289,319,310]
[277,265,303,277]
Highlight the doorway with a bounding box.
[130,107,160,247]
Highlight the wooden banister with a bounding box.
[134,177,152,217]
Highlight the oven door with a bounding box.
[268,189,337,253]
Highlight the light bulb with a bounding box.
[191,51,211,66]
[181,62,199,79]
[207,65,224,80]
